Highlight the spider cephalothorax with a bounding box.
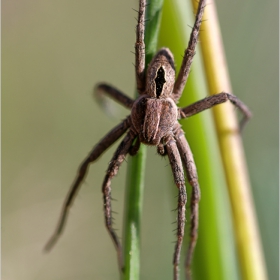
[131,48,178,145]
[146,48,175,98]
[45,1,251,279]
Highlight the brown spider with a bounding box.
[45,0,251,279]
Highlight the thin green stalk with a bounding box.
[159,1,239,279]
[195,1,268,279]
[122,1,164,280]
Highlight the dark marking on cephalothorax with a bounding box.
[155,67,166,97]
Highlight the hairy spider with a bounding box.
[45,0,251,279]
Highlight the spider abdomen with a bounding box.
[131,95,177,145]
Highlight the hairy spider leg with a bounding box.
[179,92,252,131]
[165,134,187,280]
[135,0,146,94]
[129,137,141,156]
[102,130,136,271]
[44,117,131,251]
[173,124,200,280]
[172,0,206,103]
[95,83,134,110]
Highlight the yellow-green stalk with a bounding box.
[192,1,268,279]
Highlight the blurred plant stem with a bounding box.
[193,0,268,279]
[159,0,239,279]
[122,1,164,280]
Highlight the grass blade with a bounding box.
[194,1,268,279]
[159,0,240,279]
[122,1,164,279]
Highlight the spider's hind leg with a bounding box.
[102,130,136,271]
[173,124,200,280]
[165,134,187,280]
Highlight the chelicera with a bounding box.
[45,0,251,279]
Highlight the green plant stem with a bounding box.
[194,1,268,279]
[159,0,239,279]
[122,1,164,280]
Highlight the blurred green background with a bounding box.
[2,1,278,280]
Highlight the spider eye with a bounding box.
[155,67,166,97]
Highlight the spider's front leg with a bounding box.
[179,92,252,131]
[135,0,146,94]
[165,134,187,280]
[102,130,136,272]
[172,0,206,102]
[173,123,200,280]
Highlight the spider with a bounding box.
[45,0,251,279]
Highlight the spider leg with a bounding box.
[173,124,200,280]
[135,0,146,94]
[44,117,131,251]
[165,134,187,280]
[102,130,136,271]
[172,0,206,102]
[95,83,134,110]
[157,143,168,156]
[129,136,141,156]
[179,92,252,130]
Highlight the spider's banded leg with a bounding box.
[102,130,136,271]
[174,124,200,280]
[95,83,134,110]
[165,134,187,280]
[179,92,252,130]
[44,117,131,251]
[135,0,146,94]
[172,0,206,102]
